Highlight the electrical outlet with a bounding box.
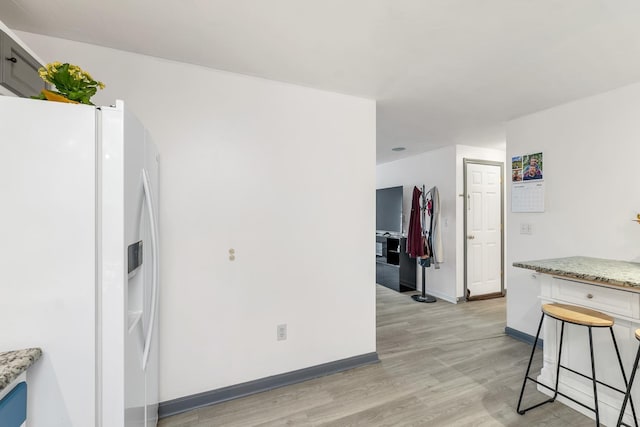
[277,324,287,341]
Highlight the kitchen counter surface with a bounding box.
[513,256,640,289]
[0,348,41,392]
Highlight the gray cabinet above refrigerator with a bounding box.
[0,29,45,98]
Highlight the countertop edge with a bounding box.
[0,348,42,393]
[513,261,640,289]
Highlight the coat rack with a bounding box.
[411,184,437,304]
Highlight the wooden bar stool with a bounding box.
[617,329,640,426]
[517,303,638,426]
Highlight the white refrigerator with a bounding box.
[0,96,160,427]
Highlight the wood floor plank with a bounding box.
[159,285,590,426]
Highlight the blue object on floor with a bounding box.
[0,382,27,427]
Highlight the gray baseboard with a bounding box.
[505,326,543,348]
[158,352,380,419]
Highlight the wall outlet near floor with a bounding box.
[277,324,287,341]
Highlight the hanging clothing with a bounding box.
[428,186,444,267]
[406,186,424,258]
[424,195,433,258]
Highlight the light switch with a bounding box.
[520,223,533,235]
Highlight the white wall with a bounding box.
[18,32,376,402]
[506,82,640,336]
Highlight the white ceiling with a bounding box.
[3,0,640,163]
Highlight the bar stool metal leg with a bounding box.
[517,312,551,414]
[553,321,565,400]
[588,326,600,425]
[618,342,640,427]
[610,328,639,427]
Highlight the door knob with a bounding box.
[5,57,17,63]
[467,235,475,240]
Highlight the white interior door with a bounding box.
[465,161,503,298]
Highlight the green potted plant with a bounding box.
[33,62,105,105]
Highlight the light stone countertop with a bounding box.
[0,348,42,392]
[513,256,640,289]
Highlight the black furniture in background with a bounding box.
[375,236,416,292]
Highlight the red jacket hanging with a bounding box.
[407,186,424,258]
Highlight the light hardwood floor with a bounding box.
[159,285,590,426]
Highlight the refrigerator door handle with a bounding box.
[142,168,159,371]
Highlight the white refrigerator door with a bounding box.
[0,96,97,426]
[143,132,159,427]
[101,101,148,427]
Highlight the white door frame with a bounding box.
[463,158,505,301]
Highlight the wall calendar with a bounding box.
[511,152,544,213]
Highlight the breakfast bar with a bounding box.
[514,256,640,426]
